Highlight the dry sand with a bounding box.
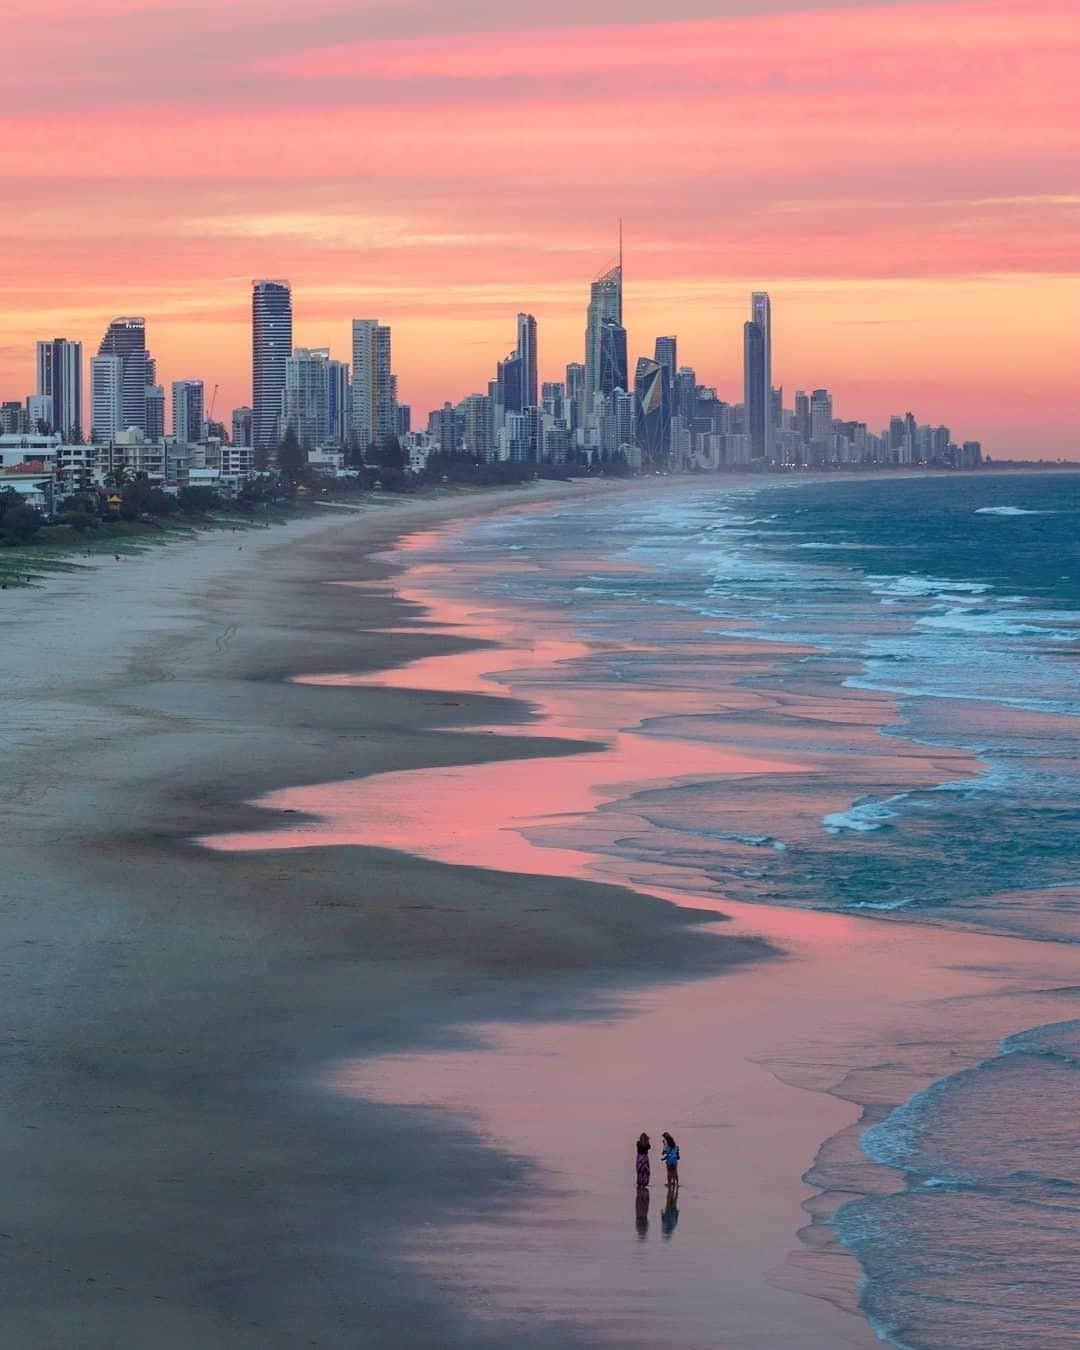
[0,483,774,1348]
[6,479,1070,1349]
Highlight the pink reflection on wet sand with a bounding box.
[205,578,809,870]
[327,900,1078,1349]
[198,517,1079,1346]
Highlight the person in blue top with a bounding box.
[661,1132,680,1189]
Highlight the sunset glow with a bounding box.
[2,0,1077,454]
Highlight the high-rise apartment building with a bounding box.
[145,384,165,440]
[810,388,834,449]
[27,394,53,432]
[172,380,205,444]
[743,292,772,460]
[326,359,350,444]
[90,354,124,443]
[432,401,458,454]
[496,350,525,415]
[98,317,151,435]
[0,402,27,434]
[463,393,493,460]
[653,337,677,455]
[675,367,697,425]
[635,357,670,463]
[283,348,331,450]
[351,320,394,451]
[231,407,253,448]
[598,319,628,398]
[35,338,83,440]
[541,381,567,422]
[794,390,810,444]
[654,337,677,391]
[252,280,293,452]
[565,362,585,432]
[516,313,538,409]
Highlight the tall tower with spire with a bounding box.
[744,291,773,461]
[584,225,624,408]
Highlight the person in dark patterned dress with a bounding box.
[636,1132,651,1188]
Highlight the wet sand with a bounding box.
[202,514,1079,1346]
[0,479,778,1349]
[6,477,1073,1347]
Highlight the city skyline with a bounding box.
[3,274,984,477]
[2,266,1000,463]
[0,2,1076,459]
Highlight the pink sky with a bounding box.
[1,0,1077,455]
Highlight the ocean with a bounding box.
[394,470,1080,1347]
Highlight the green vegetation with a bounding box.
[0,429,615,588]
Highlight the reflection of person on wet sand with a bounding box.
[635,1186,650,1239]
[661,1190,680,1239]
[635,1132,651,1188]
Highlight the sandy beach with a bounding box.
[3,477,1075,1348]
[0,481,765,1348]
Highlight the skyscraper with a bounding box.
[351,320,393,451]
[252,280,293,452]
[810,388,834,455]
[327,358,350,444]
[794,390,810,444]
[172,380,205,444]
[145,384,165,440]
[675,367,697,424]
[743,292,772,460]
[653,337,677,456]
[598,319,628,398]
[496,350,525,415]
[654,337,677,389]
[743,324,765,461]
[98,318,151,435]
[463,393,493,460]
[89,355,124,443]
[433,401,458,454]
[635,357,670,464]
[283,348,330,449]
[585,252,623,408]
[36,338,83,440]
[565,362,585,432]
[516,313,538,409]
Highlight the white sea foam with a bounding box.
[843,896,917,911]
[868,574,990,599]
[915,609,1080,640]
[975,506,1050,516]
[822,793,909,833]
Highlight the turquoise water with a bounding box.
[408,470,1080,1347]
[439,472,1080,939]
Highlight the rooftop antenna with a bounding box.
[618,218,623,274]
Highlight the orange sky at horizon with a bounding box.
[1,0,1077,455]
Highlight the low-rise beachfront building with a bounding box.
[306,446,347,477]
[96,429,168,484]
[0,468,56,516]
[220,445,254,479]
[403,431,435,473]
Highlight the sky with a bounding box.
[1,0,1077,456]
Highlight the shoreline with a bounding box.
[203,487,1078,1346]
[1,475,785,1348]
[4,471,1074,1346]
